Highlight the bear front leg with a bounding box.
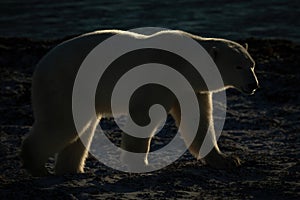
[120,133,152,171]
[170,92,240,170]
[199,93,241,169]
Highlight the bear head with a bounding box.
[208,40,259,95]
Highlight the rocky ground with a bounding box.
[0,37,299,199]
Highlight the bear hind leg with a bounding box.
[21,134,49,176]
[54,138,88,174]
[54,123,96,175]
[21,124,64,176]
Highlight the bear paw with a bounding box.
[204,151,241,170]
[22,165,50,177]
[120,151,149,172]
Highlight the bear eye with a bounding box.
[236,66,243,69]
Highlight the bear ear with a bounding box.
[244,43,248,51]
[209,46,218,61]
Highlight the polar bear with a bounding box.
[20,30,259,176]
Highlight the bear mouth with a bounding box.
[241,88,256,95]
